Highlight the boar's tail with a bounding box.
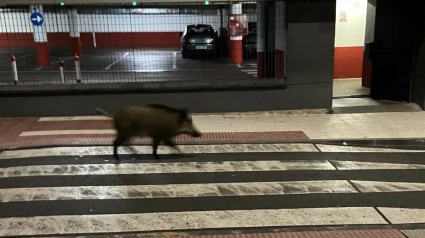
[95,107,113,117]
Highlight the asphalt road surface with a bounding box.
[0,143,425,237]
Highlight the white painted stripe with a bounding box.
[0,207,387,236]
[39,116,112,121]
[332,160,425,170]
[0,180,357,202]
[20,130,116,136]
[0,160,335,178]
[351,180,425,193]
[105,52,129,70]
[0,144,319,160]
[378,207,425,224]
[172,52,177,69]
[317,144,425,153]
[241,69,257,72]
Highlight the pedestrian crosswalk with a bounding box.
[0,143,425,237]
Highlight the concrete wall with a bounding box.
[0,80,331,116]
[286,0,335,109]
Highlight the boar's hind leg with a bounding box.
[113,134,129,160]
[152,138,161,160]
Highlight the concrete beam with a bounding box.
[1,0,262,5]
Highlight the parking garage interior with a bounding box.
[0,0,424,116]
[0,1,373,94]
[0,3,261,84]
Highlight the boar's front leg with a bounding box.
[164,138,182,153]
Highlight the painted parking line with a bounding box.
[105,52,130,70]
[0,207,388,237]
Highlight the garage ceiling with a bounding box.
[2,0,263,5]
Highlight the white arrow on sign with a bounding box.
[31,16,43,23]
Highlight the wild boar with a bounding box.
[95,104,202,160]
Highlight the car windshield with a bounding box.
[187,26,213,36]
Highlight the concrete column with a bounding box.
[275,1,286,78]
[361,0,376,87]
[68,8,81,56]
[229,3,243,64]
[30,4,50,66]
[256,1,266,78]
[364,0,376,43]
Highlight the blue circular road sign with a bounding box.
[30,12,44,26]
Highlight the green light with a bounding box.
[60,2,65,6]
[132,1,137,6]
[205,0,210,5]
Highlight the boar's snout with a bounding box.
[192,130,202,137]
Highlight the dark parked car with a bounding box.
[178,24,218,58]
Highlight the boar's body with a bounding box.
[95,104,201,159]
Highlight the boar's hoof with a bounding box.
[113,154,120,160]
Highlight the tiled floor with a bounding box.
[1,111,425,149]
[333,78,370,97]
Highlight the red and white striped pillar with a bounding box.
[68,8,81,56]
[256,2,266,78]
[30,4,50,66]
[230,3,243,64]
[275,1,286,78]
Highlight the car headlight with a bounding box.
[205,39,213,43]
[189,39,196,43]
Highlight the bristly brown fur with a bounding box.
[94,104,201,160]
[146,104,189,125]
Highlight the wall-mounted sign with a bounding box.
[228,14,248,36]
[339,11,347,22]
[30,12,44,26]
